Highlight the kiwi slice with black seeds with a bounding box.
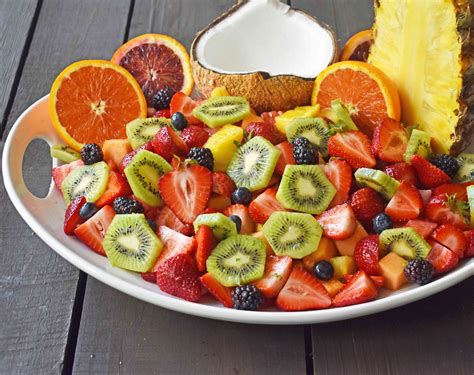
[193,96,250,128]
[206,234,266,287]
[276,164,336,214]
[263,211,322,259]
[50,144,81,163]
[61,161,109,204]
[193,213,237,240]
[227,136,280,191]
[379,227,431,259]
[354,168,400,200]
[456,153,474,182]
[124,150,172,207]
[285,117,332,157]
[126,117,171,149]
[403,129,432,163]
[103,214,162,272]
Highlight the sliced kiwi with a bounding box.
[50,144,81,163]
[354,168,400,200]
[467,185,474,226]
[329,99,358,131]
[193,213,237,240]
[206,234,266,287]
[103,214,162,272]
[227,136,280,191]
[262,211,322,259]
[285,117,332,157]
[403,129,432,163]
[456,153,474,182]
[193,96,250,128]
[379,228,431,260]
[126,117,171,149]
[124,150,172,207]
[61,161,109,204]
[276,164,336,214]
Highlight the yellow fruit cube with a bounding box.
[274,105,320,134]
[210,86,230,97]
[322,279,345,297]
[379,252,408,290]
[330,256,356,279]
[204,125,243,171]
[302,237,338,271]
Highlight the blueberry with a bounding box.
[313,260,334,280]
[171,112,188,131]
[79,202,97,220]
[229,215,242,233]
[372,213,393,234]
[147,219,157,232]
[231,187,252,206]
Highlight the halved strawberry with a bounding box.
[333,271,378,307]
[212,172,236,198]
[141,272,157,283]
[180,125,209,148]
[316,203,357,240]
[159,165,212,224]
[385,181,423,222]
[384,162,419,186]
[354,235,380,276]
[323,159,353,207]
[95,171,131,207]
[52,160,84,190]
[275,266,332,311]
[154,108,171,118]
[254,255,293,298]
[155,206,194,236]
[405,220,438,239]
[74,205,115,256]
[248,188,286,224]
[119,141,154,174]
[464,230,474,258]
[151,226,196,271]
[245,121,285,145]
[342,274,384,288]
[328,130,376,169]
[410,155,451,188]
[427,240,459,275]
[430,224,466,258]
[64,196,87,235]
[350,188,385,222]
[425,194,470,230]
[223,204,255,234]
[200,273,233,308]
[152,126,189,162]
[371,118,408,163]
[260,111,283,125]
[194,225,217,272]
[170,92,202,125]
[275,141,296,176]
[432,182,473,201]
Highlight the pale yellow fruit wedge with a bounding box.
[204,124,243,171]
[275,105,319,134]
[210,86,230,97]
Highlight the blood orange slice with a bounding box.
[340,29,373,62]
[111,34,193,107]
[50,60,147,151]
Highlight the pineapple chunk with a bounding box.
[274,105,319,134]
[379,252,408,290]
[204,124,243,171]
[302,236,338,271]
[210,86,230,97]
[330,256,356,279]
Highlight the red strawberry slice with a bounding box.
[141,272,157,283]
[223,204,255,234]
[275,141,296,176]
[464,230,474,258]
[248,188,286,224]
[410,155,451,188]
[170,92,202,125]
[333,271,378,307]
[384,162,419,187]
[275,266,332,311]
[432,182,473,201]
[159,165,213,224]
[194,225,217,273]
[371,118,408,163]
[154,109,171,118]
[245,121,285,145]
[181,125,209,148]
[430,224,466,258]
[74,205,115,256]
[405,220,438,239]
[52,160,84,190]
[155,253,202,302]
[342,274,384,288]
[155,206,194,236]
[260,111,283,125]
[152,126,189,162]
[427,240,459,275]
[354,235,380,276]
[95,171,132,207]
[254,255,293,298]
[425,194,470,230]
[350,188,385,222]
[385,181,423,222]
[64,196,87,235]
[212,172,236,198]
[152,226,196,271]
[316,203,357,240]
[328,130,376,169]
[323,159,353,207]
[200,272,233,307]
[119,141,154,174]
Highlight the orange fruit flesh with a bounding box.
[340,29,373,61]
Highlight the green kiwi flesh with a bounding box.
[263,211,322,259]
[193,213,237,240]
[285,117,332,157]
[403,129,432,163]
[103,214,162,272]
[456,153,474,182]
[330,99,358,131]
[227,136,280,191]
[126,117,171,149]
[276,164,336,214]
[124,150,172,207]
[354,168,400,200]
[206,234,266,287]
[467,185,474,226]
[61,161,109,204]
[50,144,81,163]
[379,228,431,259]
[192,96,250,128]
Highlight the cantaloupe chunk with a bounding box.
[241,111,264,130]
[335,222,368,256]
[330,255,356,279]
[322,279,344,297]
[103,139,132,169]
[302,236,338,271]
[208,194,232,211]
[251,231,274,256]
[378,252,408,290]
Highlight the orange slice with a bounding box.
[111,34,193,107]
[50,60,147,151]
[340,29,373,62]
[312,61,400,136]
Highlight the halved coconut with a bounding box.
[191,0,337,113]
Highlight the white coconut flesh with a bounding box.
[194,0,336,78]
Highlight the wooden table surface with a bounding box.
[0,1,472,374]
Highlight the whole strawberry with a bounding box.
[354,235,380,276]
[350,188,385,222]
[181,125,209,148]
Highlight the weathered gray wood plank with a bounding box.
[0,0,131,372]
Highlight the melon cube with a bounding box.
[322,279,345,297]
[378,252,408,290]
[330,256,356,279]
[302,236,338,271]
[103,139,132,169]
[208,194,231,211]
[204,125,243,171]
[335,222,368,256]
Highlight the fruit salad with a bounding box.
[48,31,474,313]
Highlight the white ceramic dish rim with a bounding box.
[2,94,473,325]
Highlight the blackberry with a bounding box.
[231,187,252,206]
[292,136,317,164]
[152,87,175,110]
[404,258,435,285]
[229,215,242,233]
[372,213,393,234]
[313,260,334,280]
[232,285,263,310]
[429,154,459,177]
[81,143,103,165]
[113,196,145,214]
[79,202,97,220]
[188,147,214,170]
[171,112,188,131]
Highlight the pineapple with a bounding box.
[203,124,243,171]
[369,0,473,154]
